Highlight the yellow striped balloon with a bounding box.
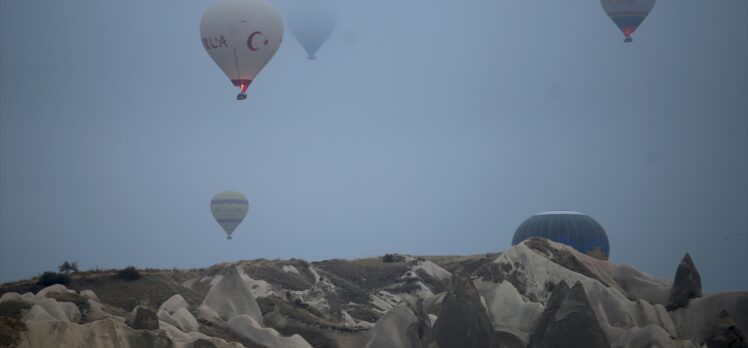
[210,191,249,239]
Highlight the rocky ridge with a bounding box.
[1,238,746,348]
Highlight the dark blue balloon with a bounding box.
[512,211,610,260]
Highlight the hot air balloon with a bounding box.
[200,0,284,100]
[210,191,249,239]
[601,0,655,43]
[512,211,610,260]
[284,0,336,60]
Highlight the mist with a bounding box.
[1,0,746,292]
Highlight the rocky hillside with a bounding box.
[1,238,746,348]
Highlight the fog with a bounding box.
[1,0,746,292]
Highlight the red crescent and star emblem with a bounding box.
[247,31,270,51]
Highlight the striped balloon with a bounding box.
[601,0,656,43]
[512,211,610,260]
[210,191,249,239]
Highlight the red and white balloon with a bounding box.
[200,0,284,100]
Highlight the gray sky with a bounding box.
[1,1,746,292]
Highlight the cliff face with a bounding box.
[1,239,746,348]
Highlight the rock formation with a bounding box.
[198,266,263,324]
[0,240,745,348]
[406,299,436,348]
[192,338,219,348]
[668,291,748,344]
[527,281,570,347]
[131,306,159,330]
[227,315,312,348]
[705,310,747,348]
[432,272,499,348]
[474,279,544,343]
[667,253,703,311]
[21,319,176,348]
[158,294,199,333]
[529,281,609,348]
[364,304,418,348]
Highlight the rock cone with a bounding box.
[705,310,747,348]
[433,272,499,348]
[667,253,703,311]
[529,281,609,348]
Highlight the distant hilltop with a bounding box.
[1,238,746,348]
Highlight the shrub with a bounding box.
[36,271,71,287]
[117,266,142,281]
[382,254,404,263]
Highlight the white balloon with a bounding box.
[200,0,284,100]
[284,0,337,60]
[211,191,249,239]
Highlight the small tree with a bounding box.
[58,261,79,274]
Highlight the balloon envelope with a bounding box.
[210,191,249,239]
[200,0,284,99]
[285,0,336,59]
[512,211,610,260]
[601,0,655,42]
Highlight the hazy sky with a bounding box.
[1,1,746,292]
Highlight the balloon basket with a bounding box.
[624,37,633,43]
[237,93,247,101]
[227,236,232,240]
[307,55,317,60]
